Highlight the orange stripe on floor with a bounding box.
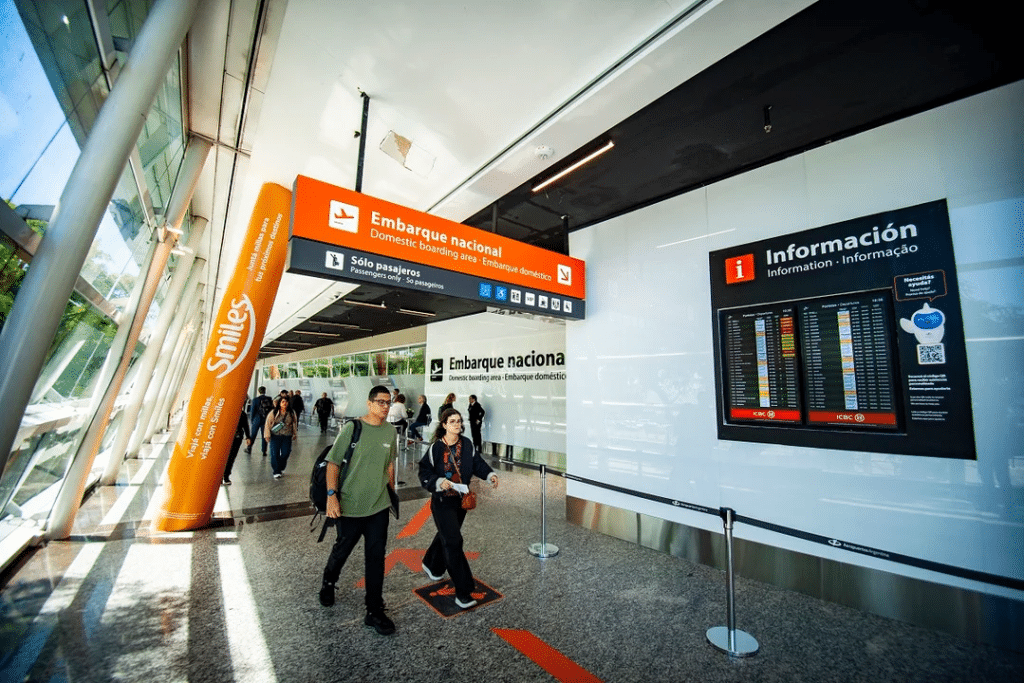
[493,628,603,683]
[396,499,432,539]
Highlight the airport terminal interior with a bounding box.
[1,0,1022,681]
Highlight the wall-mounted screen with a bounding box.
[720,289,903,433]
[710,200,975,459]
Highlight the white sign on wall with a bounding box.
[426,312,566,453]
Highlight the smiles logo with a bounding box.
[206,295,256,379]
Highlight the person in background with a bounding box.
[223,405,251,485]
[439,392,455,419]
[418,407,498,609]
[468,394,485,452]
[408,394,431,441]
[292,390,306,424]
[314,392,335,433]
[264,395,298,479]
[387,393,408,433]
[319,386,398,636]
[247,386,274,455]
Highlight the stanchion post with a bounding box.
[706,507,759,657]
[528,464,559,558]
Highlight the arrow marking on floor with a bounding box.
[396,499,433,539]
[493,628,603,683]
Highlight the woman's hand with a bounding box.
[489,475,499,489]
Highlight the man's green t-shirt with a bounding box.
[326,419,396,517]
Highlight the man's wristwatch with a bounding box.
[327,489,336,496]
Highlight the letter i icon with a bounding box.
[725,253,755,284]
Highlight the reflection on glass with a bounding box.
[409,345,425,374]
[0,0,170,541]
[388,347,410,375]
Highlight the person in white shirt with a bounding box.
[387,393,408,433]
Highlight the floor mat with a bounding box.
[414,578,503,618]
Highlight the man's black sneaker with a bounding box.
[319,581,335,607]
[364,610,395,635]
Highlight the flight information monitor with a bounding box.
[721,304,801,424]
[798,291,899,430]
[709,200,975,459]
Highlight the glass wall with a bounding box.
[262,345,426,382]
[0,0,182,539]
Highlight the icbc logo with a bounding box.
[725,253,755,284]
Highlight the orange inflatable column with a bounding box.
[155,183,291,531]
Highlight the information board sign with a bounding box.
[709,200,975,459]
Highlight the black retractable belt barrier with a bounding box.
[705,507,759,657]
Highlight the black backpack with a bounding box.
[255,394,273,420]
[310,419,362,542]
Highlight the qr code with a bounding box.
[917,343,946,365]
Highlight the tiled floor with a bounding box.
[1,423,1022,682]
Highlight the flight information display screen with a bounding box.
[798,292,899,429]
[721,304,801,424]
[719,290,900,431]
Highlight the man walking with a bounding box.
[292,390,306,424]
[247,386,273,455]
[314,392,335,433]
[468,394,485,451]
[319,386,398,635]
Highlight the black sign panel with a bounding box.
[289,236,585,320]
[709,200,975,459]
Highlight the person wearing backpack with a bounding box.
[246,386,274,455]
[318,386,398,635]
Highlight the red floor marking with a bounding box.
[493,628,603,683]
[396,499,432,539]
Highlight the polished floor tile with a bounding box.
[2,422,1022,682]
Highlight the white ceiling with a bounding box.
[185,0,812,350]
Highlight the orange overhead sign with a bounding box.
[291,175,586,300]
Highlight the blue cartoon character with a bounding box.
[899,302,945,344]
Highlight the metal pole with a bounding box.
[0,0,200,479]
[355,92,370,192]
[528,464,559,558]
[706,507,759,657]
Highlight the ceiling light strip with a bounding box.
[531,141,614,193]
[342,299,386,309]
[426,0,712,213]
[396,308,435,317]
[308,320,361,329]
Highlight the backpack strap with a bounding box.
[317,419,363,542]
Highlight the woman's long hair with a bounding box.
[274,396,290,416]
[431,408,462,442]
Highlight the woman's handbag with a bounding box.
[271,419,286,435]
[461,491,477,510]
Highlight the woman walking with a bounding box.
[264,395,298,478]
[418,408,499,608]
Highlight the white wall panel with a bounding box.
[567,81,1024,598]
[426,312,566,453]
